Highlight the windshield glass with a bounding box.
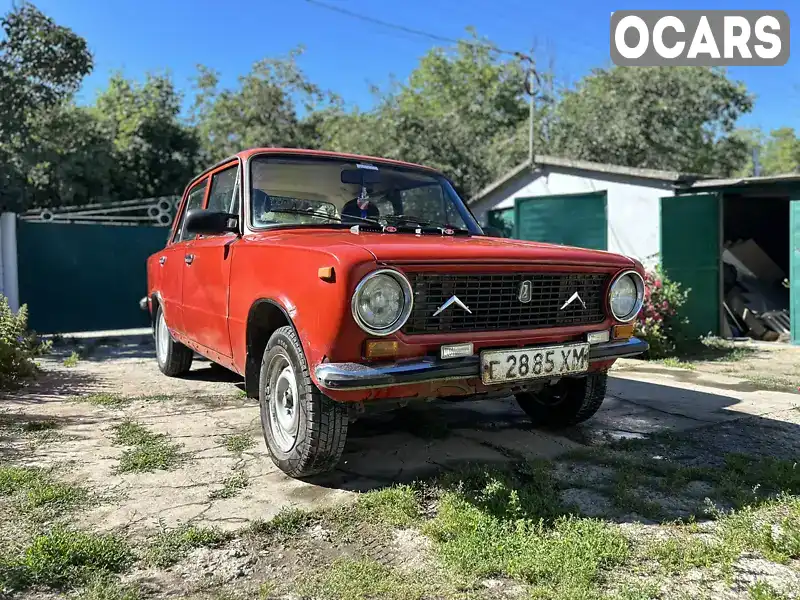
[249,156,481,232]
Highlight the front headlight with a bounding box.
[351,269,413,336]
[609,270,645,322]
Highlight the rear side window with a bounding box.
[174,181,207,242]
[207,165,239,214]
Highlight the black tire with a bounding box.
[515,373,608,428]
[154,306,193,377]
[259,326,348,478]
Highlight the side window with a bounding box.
[207,165,239,215]
[174,181,207,242]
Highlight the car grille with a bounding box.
[403,272,608,334]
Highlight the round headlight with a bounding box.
[351,270,413,336]
[609,270,645,322]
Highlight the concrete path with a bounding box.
[3,335,798,535]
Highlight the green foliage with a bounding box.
[111,421,183,473]
[635,266,690,359]
[93,72,200,199]
[354,485,421,528]
[0,466,87,519]
[221,433,255,454]
[72,574,141,600]
[0,528,132,591]
[191,47,331,163]
[146,524,230,568]
[0,297,50,388]
[550,66,753,176]
[303,558,431,600]
[209,471,249,500]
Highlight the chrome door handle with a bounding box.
[184,254,195,265]
[159,256,167,266]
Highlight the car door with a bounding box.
[180,161,240,357]
[159,178,208,335]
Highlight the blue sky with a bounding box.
[4,0,799,132]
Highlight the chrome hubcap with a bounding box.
[268,357,299,452]
[156,311,169,364]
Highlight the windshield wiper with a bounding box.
[262,208,382,227]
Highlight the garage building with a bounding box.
[468,156,799,345]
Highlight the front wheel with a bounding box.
[259,326,348,478]
[154,306,193,377]
[515,373,608,428]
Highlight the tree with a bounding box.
[192,48,331,163]
[0,1,95,211]
[319,34,543,198]
[549,66,754,176]
[760,128,800,175]
[93,73,200,199]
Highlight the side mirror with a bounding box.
[482,225,506,238]
[185,209,239,235]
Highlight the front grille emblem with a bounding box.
[560,291,586,310]
[518,280,532,303]
[432,295,472,317]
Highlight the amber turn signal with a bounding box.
[364,340,399,360]
[318,266,336,282]
[613,323,635,340]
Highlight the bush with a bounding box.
[634,266,689,359]
[0,296,50,389]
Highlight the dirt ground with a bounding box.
[1,333,799,599]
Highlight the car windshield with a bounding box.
[249,156,481,233]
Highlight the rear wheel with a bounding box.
[259,326,348,478]
[154,306,193,376]
[515,373,608,428]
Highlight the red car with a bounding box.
[144,148,648,477]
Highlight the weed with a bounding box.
[718,494,800,563]
[748,581,791,600]
[209,471,249,500]
[302,558,430,600]
[72,573,141,600]
[19,420,58,433]
[76,393,132,408]
[660,357,696,370]
[63,351,81,367]
[422,464,629,597]
[646,537,734,573]
[250,507,314,536]
[147,524,231,568]
[111,421,183,473]
[258,581,276,599]
[222,433,254,454]
[354,485,421,528]
[0,528,132,591]
[0,466,87,518]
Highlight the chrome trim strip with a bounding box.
[315,337,649,390]
[609,269,646,323]
[350,269,414,337]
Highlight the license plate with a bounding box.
[480,343,589,385]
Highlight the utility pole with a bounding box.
[528,66,535,163]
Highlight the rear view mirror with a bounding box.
[341,167,382,185]
[185,209,238,235]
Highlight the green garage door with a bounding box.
[661,194,721,339]
[791,198,800,345]
[515,191,607,249]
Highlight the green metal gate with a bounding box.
[514,191,607,249]
[17,221,169,333]
[660,193,721,339]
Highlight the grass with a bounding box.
[77,393,132,408]
[72,573,141,600]
[301,558,432,600]
[250,507,315,536]
[646,537,734,574]
[353,484,422,528]
[748,581,792,600]
[111,421,183,473]
[418,464,629,598]
[222,433,255,455]
[0,466,87,519]
[660,357,696,370]
[0,528,133,592]
[63,351,81,367]
[209,471,249,500]
[735,373,797,393]
[147,524,231,568]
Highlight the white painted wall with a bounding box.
[471,167,675,268]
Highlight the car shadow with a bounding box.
[306,375,800,498]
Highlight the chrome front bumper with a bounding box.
[314,337,649,390]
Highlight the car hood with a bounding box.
[264,230,635,268]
